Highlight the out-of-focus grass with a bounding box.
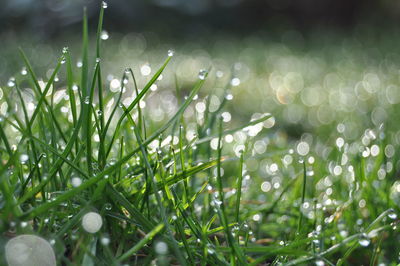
[1,3,400,265]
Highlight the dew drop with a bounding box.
[101,236,110,246]
[5,235,56,266]
[296,141,310,156]
[231,77,241,86]
[358,233,370,247]
[225,93,233,100]
[82,212,103,233]
[388,209,398,220]
[102,1,108,8]
[20,154,29,163]
[100,30,109,40]
[71,177,82,187]
[167,49,174,57]
[198,69,207,80]
[140,64,151,76]
[84,97,90,104]
[20,221,28,228]
[7,78,15,87]
[21,67,27,76]
[155,241,168,255]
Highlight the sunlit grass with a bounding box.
[0,3,400,265]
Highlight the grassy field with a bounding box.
[1,4,400,266]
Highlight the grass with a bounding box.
[1,3,400,265]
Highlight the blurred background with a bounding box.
[2,0,400,38]
[2,0,400,143]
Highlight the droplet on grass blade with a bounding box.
[102,1,108,8]
[82,212,103,233]
[198,69,207,80]
[167,49,174,57]
[104,203,112,210]
[388,209,398,220]
[358,233,370,247]
[5,234,56,266]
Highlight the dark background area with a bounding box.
[2,0,400,39]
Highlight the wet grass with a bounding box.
[1,3,400,266]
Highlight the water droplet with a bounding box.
[207,247,215,254]
[296,141,310,156]
[101,236,110,246]
[101,30,109,40]
[155,241,168,255]
[5,235,56,266]
[96,110,103,116]
[62,47,69,54]
[198,69,207,80]
[61,56,66,64]
[95,58,101,63]
[231,77,241,86]
[71,177,82,187]
[315,259,325,266]
[21,67,27,76]
[20,154,29,163]
[84,97,90,104]
[7,78,15,87]
[102,1,108,8]
[140,64,151,76]
[211,199,222,207]
[76,61,83,68]
[20,221,28,228]
[388,209,397,220]
[104,203,112,210]
[82,212,103,233]
[167,49,174,57]
[225,93,233,100]
[358,233,370,247]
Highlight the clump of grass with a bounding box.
[0,3,399,265]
